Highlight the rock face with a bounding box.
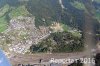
[0,16,50,54]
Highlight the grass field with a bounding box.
[0,16,8,32]
[0,4,10,32]
[71,1,86,10]
[95,11,100,22]
[9,5,30,18]
[62,24,81,38]
[0,4,10,17]
[0,5,30,32]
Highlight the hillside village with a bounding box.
[0,16,50,56]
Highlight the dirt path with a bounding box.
[10,52,87,66]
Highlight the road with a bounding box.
[10,52,88,66]
[83,13,96,66]
[35,33,50,44]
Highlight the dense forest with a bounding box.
[30,31,84,53]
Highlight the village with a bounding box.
[0,16,50,55]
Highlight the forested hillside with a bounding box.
[0,0,100,31]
